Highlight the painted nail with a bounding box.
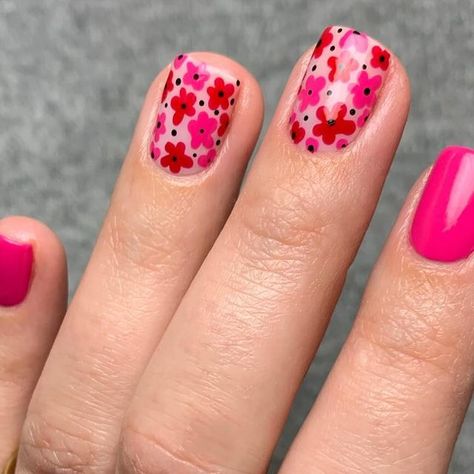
[0,235,33,307]
[289,26,391,153]
[150,54,240,175]
[411,146,474,262]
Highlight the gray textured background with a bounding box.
[0,0,472,472]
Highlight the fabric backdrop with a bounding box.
[0,1,472,471]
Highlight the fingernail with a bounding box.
[411,146,474,262]
[150,54,241,176]
[289,26,391,153]
[0,235,33,307]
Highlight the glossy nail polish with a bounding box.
[289,26,391,153]
[150,54,240,176]
[0,235,33,306]
[411,146,474,262]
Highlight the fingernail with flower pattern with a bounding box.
[289,26,391,153]
[150,54,240,175]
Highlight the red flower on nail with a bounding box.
[290,120,306,144]
[312,104,356,145]
[370,45,391,71]
[161,70,174,103]
[170,88,197,126]
[160,142,193,174]
[207,77,235,110]
[218,113,230,137]
[312,26,334,59]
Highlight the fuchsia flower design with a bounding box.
[350,71,382,108]
[188,111,218,149]
[305,137,319,153]
[198,149,217,168]
[153,112,166,141]
[340,29,369,53]
[183,61,210,91]
[297,75,326,112]
[173,54,187,69]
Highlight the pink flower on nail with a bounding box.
[173,54,187,69]
[183,61,210,91]
[297,75,326,112]
[149,141,161,161]
[328,50,359,83]
[340,29,369,53]
[350,71,382,108]
[357,109,371,127]
[336,138,349,150]
[305,137,319,153]
[188,111,218,149]
[153,112,166,141]
[198,149,217,168]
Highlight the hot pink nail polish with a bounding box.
[411,146,474,262]
[289,26,391,153]
[0,235,33,306]
[150,54,240,176]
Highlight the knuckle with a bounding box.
[119,425,215,474]
[19,412,106,473]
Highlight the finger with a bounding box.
[281,146,474,474]
[17,54,263,472]
[0,216,67,466]
[120,26,410,473]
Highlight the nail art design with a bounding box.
[150,54,240,175]
[0,235,33,307]
[411,146,474,263]
[289,26,391,152]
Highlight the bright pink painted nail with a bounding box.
[0,235,33,306]
[150,53,240,176]
[411,146,474,262]
[289,26,391,153]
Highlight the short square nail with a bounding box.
[0,235,33,307]
[150,54,241,176]
[289,26,391,152]
[411,146,474,262]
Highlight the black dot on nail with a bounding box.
[308,89,313,96]
[151,151,154,159]
[337,27,343,33]
[178,54,184,59]
[327,90,333,96]
[199,128,204,134]
[216,140,221,146]
[193,74,199,80]
[312,65,317,71]
[176,78,182,85]
[172,156,177,162]
[171,129,177,136]
[308,145,315,152]
[350,109,356,116]
[214,110,219,116]
[380,56,385,62]
[364,88,371,95]
[218,91,224,97]
[304,115,309,121]
[230,98,235,105]
[291,132,296,139]
[327,119,336,126]
[362,64,367,70]
[364,115,369,122]
[181,104,186,109]
[236,79,241,86]
[164,103,168,108]
[193,153,197,157]
[353,30,361,35]
[199,100,205,106]
[156,121,161,128]
[330,45,336,51]
[341,144,347,148]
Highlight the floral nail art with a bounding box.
[151,54,240,175]
[289,26,391,153]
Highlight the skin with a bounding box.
[0,47,472,474]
